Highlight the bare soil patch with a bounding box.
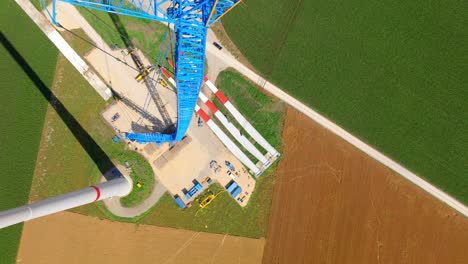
[17,212,264,264]
[263,107,468,263]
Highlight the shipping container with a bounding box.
[226,181,238,193]
[231,186,242,198]
[174,195,186,208]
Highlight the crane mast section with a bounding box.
[55,0,241,143]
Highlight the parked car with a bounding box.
[213,42,223,50]
[227,170,235,179]
[111,112,120,122]
[225,160,235,171]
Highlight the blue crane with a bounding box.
[49,0,241,144]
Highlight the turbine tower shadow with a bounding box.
[0,31,117,181]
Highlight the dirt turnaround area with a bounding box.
[17,212,264,264]
[263,107,468,264]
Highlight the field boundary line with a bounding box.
[15,0,112,101]
[206,42,468,218]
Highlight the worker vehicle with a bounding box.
[111,113,120,122]
[227,170,235,179]
[213,42,222,50]
[225,160,235,171]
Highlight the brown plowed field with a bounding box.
[17,212,264,264]
[263,107,468,264]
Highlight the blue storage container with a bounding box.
[226,181,238,193]
[231,186,242,198]
[174,195,185,208]
[184,182,203,200]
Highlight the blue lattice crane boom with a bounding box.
[52,0,240,144]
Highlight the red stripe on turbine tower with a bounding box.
[90,186,101,201]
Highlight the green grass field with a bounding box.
[28,29,154,213]
[77,7,168,61]
[139,69,284,238]
[222,0,468,203]
[0,2,59,263]
[140,175,277,238]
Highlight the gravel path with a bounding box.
[103,180,166,218]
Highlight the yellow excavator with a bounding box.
[128,48,154,82]
[199,190,224,208]
[196,189,224,215]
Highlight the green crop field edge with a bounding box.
[222,0,468,203]
[0,2,60,263]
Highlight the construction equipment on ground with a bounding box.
[135,66,154,82]
[126,48,174,132]
[110,88,165,131]
[209,160,221,173]
[158,78,169,89]
[128,48,155,82]
[198,190,224,209]
[225,160,235,171]
[201,176,212,184]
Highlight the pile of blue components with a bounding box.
[184,182,203,200]
[112,136,121,143]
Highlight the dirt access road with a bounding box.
[263,107,468,264]
[16,212,264,264]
